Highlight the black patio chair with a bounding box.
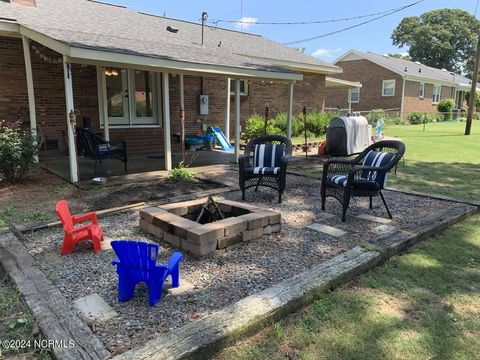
[321,140,405,222]
[76,127,127,175]
[239,135,292,203]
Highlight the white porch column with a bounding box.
[234,79,241,161]
[287,82,294,139]
[348,89,352,114]
[21,36,38,162]
[162,72,172,171]
[96,66,109,141]
[225,78,231,142]
[63,56,79,183]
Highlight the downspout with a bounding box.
[400,77,406,121]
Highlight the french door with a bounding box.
[103,68,161,127]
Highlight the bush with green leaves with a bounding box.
[304,111,336,137]
[367,109,402,125]
[407,112,426,125]
[465,90,480,110]
[0,121,37,183]
[168,161,195,182]
[243,114,282,140]
[437,99,455,120]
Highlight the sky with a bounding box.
[111,0,478,63]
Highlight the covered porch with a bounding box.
[16,25,303,184]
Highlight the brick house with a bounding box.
[0,0,358,183]
[325,49,477,117]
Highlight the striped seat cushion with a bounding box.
[245,167,281,175]
[360,150,395,188]
[253,144,285,168]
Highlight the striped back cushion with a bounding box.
[253,144,285,168]
[361,150,395,188]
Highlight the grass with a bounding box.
[0,205,49,228]
[215,214,480,360]
[0,270,50,359]
[386,120,480,201]
[291,136,325,145]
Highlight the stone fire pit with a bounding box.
[139,198,281,256]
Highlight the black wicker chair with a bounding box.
[239,135,292,203]
[76,127,127,175]
[321,140,405,222]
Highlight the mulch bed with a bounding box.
[21,174,455,354]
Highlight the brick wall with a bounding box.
[0,35,326,158]
[325,59,402,112]
[403,80,456,114]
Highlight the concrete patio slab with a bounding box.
[372,224,397,235]
[357,214,393,224]
[307,223,346,237]
[73,293,118,323]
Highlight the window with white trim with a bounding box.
[432,84,441,104]
[101,67,162,127]
[382,80,396,96]
[349,87,360,103]
[419,82,425,98]
[230,79,248,96]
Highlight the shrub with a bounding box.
[465,90,480,110]
[304,111,336,137]
[367,109,401,126]
[437,99,455,120]
[169,161,195,182]
[243,114,282,140]
[272,112,303,137]
[0,121,37,183]
[407,112,426,125]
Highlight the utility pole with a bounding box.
[465,31,480,135]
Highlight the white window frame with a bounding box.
[382,79,396,97]
[432,84,441,104]
[99,68,163,128]
[230,79,248,96]
[419,82,425,98]
[349,87,360,103]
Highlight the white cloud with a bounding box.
[311,48,342,59]
[235,16,259,30]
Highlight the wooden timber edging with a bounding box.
[0,232,110,360]
[15,186,237,234]
[0,200,476,359]
[112,202,478,360]
[387,187,480,209]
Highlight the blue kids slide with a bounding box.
[208,126,234,151]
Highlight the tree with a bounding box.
[387,53,411,61]
[391,9,480,75]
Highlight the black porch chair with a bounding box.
[321,140,405,222]
[239,135,292,203]
[76,127,127,175]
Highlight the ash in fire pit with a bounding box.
[139,198,281,257]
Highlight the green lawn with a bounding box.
[386,121,480,201]
[215,214,480,360]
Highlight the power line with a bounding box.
[210,1,424,26]
[475,0,479,17]
[284,0,426,45]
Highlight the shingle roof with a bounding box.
[0,0,341,75]
[336,50,474,87]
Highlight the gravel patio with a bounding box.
[22,172,455,354]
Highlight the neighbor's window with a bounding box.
[382,80,396,96]
[349,87,360,103]
[419,82,425,98]
[230,79,248,96]
[432,84,441,104]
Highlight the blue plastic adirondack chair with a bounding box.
[111,240,183,306]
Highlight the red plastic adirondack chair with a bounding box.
[55,200,104,255]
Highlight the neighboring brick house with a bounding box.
[325,50,476,117]
[0,0,358,183]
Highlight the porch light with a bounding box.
[104,67,119,76]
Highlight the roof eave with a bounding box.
[240,54,342,75]
[325,76,362,89]
[19,25,303,81]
